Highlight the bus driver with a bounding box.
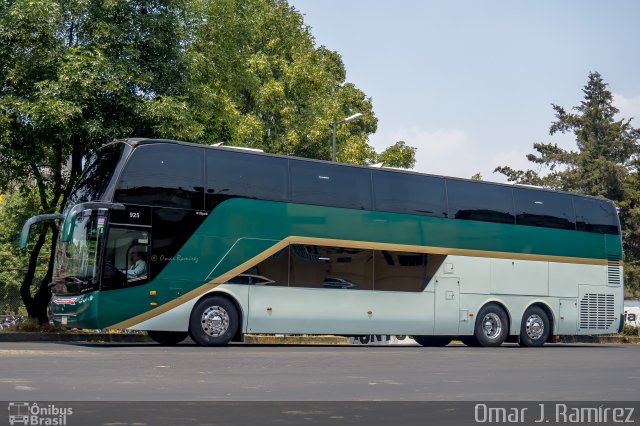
[126,252,147,279]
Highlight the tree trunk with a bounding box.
[20,229,50,323]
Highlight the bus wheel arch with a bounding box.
[519,302,554,347]
[474,302,510,347]
[189,292,243,346]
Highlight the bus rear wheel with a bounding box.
[413,336,451,347]
[474,304,509,347]
[189,295,238,347]
[519,306,549,347]
[147,330,188,345]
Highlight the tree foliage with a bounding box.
[0,188,50,314]
[0,0,415,321]
[374,141,416,169]
[180,0,405,164]
[496,72,640,295]
[0,0,194,321]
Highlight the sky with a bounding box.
[288,0,640,182]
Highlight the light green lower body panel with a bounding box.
[246,286,435,335]
[128,255,623,338]
[129,285,249,332]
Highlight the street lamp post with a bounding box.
[332,112,364,162]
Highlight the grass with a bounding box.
[3,317,61,333]
[621,323,640,337]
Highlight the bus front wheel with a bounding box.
[413,336,451,347]
[147,330,188,345]
[189,295,239,347]
[474,304,509,347]
[518,306,550,347]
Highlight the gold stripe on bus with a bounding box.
[108,240,291,330]
[108,236,620,330]
[282,236,617,266]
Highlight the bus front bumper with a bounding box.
[50,291,101,329]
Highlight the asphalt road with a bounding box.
[1,342,639,401]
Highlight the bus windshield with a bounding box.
[67,142,129,207]
[51,211,106,295]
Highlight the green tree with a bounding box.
[0,0,194,321]
[375,141,417,169]
[495,72,640,295]
[0,189,49,315]
[1,0,415,322]
[184,0,387,163]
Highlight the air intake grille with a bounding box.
[607,255,621,286]
[579,293,615,330]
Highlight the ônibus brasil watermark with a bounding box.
[7,402,72,426]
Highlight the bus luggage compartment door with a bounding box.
[558,298,578,335]
[434,277,460,334]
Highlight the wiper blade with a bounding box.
[48,276,86,288]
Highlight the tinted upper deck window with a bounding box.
[68,142,128,205]
[289,160,372,210]
[114,144,204,210]
[372,171,447,217]
[446,180,515,224]
[514,187,575,230]
[574,196,619,235]
[206,149,287,210]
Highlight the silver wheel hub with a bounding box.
[525,314,544,340]
[482,313,503,339]
[201,306,229,337]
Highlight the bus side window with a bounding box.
[446,179,515,224]
[289,245,373,290]
[513,188,576,230]
[205,150,288,211]
[372,171,447,218]
[373,251,445,291]
[574,196,619,235]
[102,227,150,290]
[114,144,204,210]
[229,247,290,286]
[290,161,373,210]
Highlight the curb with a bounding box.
[0,332,350,345]
[0,332,151,343]
[244,334,350,345]
[557,335,640,344]
[0,332,637,345]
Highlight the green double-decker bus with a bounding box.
[21,138,625,347]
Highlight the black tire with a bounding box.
[189,295,239,347]
[461,336,481,347]
[147,330,188,345]
[519,306,550,347]
[413,335,451,347]
[474,304,509,347]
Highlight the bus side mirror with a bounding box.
[61,206,86,243]
[20,214,64,249]
[21,202,125,249]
